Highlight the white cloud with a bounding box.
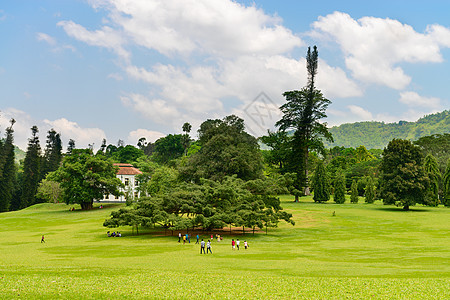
[36,32,56,46]
[57,20,129,60]
[127,129,165,145]
[399,91,441,108]
[120,93,182,125]
[347,105,373,120]
[311,11,450,90]
[43,118,106,149]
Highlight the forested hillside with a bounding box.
[324,110,449,149]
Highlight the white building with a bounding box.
[102,163,142,202]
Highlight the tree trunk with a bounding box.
[403,205,410,211]
[242,226,245,235]
[295,195,299,202]
[80,201,93,210]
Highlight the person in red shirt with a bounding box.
[231,239,236,250]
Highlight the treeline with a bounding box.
[324,110,449,149]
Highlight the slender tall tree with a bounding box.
[41,129,63,179]
[276,46,333,201]
[333,170,346,204]
[0,119,16,212]
[364,176,375,204]
[423,153,441,206]
[443,159,450,207]
[182,122,192,156]
[21,126,42,208]
[350,179,359,203]
[67,139,76,154]
[312,160,330,203]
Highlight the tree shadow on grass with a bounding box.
[371,206,431,212]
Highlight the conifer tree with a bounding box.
[21,126,42,208]
[41,129,63,179]
[351,179,359,203]
[312,160,330,203]
[333,170,346,204]
[443,159,450,207]
[423,153,441,206]
[0,119,16,212]
[67,139,75,154]
[364,177,375,204]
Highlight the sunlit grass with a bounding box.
[0,199,449,299]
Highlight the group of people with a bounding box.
[231,239,249,250]
[178,232,192,244]
[107,231,121,237]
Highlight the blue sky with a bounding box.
[1,1,449,150]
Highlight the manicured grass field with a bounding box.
[0,197,449,299]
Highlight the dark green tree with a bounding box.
[152,134,185,164]
[0,119,16,211]
[333,170,346,204]
[182,122,192,156]
[379,139,429,210]
[259,130,291,173]
[67,139,75,154]
[276,46,333,200]
[21,126,42,208]
[350,179,359,203]
[41,129,63,179]
[423,153,441,206]
[181,115,263,182]
[114,145,144,163]
[312,160,330,203]
[364,176,375,204]
[443,159,450,206]
[51,149,123,210]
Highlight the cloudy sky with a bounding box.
[1,0,449,150]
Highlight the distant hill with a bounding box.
[14,146,25,163]
[324,110,449,149]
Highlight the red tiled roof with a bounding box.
[114,163,143,175]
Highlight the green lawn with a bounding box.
[0,197,449,299]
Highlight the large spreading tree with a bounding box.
[276,46,333,201]
[379,139,429,210]
[180,115,263,182]
[51,149,123,210]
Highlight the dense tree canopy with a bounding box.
[180,115,263,182]
[104,175,294,234]
[50,149,123,210]
[379,139,429,210]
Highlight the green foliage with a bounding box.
[36,178,62,203]
[443,159,450,206]
[414,133,450,174]
[21,126,42,208]
[380,139,429,210]
[41,128,62,178]
[350,179,359,203]
[52,149,123,210]
[259,130,291,174]
[152,134,185,164]
[333,170,346,204]
[105,175,294,233]
[180,115,263,182]
[325,110,449,149]
[423,154,441,206]
[276,46,333,197]
[0,120,16,212]
[312,160,330,203]
[365,176,376,204]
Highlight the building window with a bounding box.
[135,179,139,186]
[115,195,119,200]
[134,191,139,198]
[125,178,129,186]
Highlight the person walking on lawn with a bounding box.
[206,240,212,254]
[200,239,206,254]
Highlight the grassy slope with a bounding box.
[0,198,449,299]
